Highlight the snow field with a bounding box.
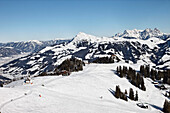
[0,63,166,113]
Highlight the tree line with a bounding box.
[114,85,138,101]
[116,66,146,91]
[38,57,85,76]
[140,65,170,84]
[92,56,120,63]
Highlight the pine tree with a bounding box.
[124,93,128,101]
[140,65,144,77]
[120,92,128,101]
[136,73,141,87]
[157,71,163,80]
[116,66,119,74]
[141,77,146,91]
[123,66,127,77]
[134,91,138,101]
[156,71,161,80]
[115,85,121,98]
[120,70,123,78]
[163,100,170,113]
[151,69,156,80]
[127,67,133,80]
[0,83,3,87]
[146,65,150,77]
[119,66,123,78]
[129,88,134,100]
[151,69,154,80]
[163,71,168,84]
[125,89,127,95]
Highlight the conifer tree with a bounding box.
[120,92,128,101]
[125,89,127,95]
[146,65,150,77]
[115,85,121,98]
[129,88,134,100]
[116,66,119,74]
[123,66,127,77]
[134,91,138,101]
[163,99,170,113]
[151,69,156,80]
[163,72,168,84]
[136,73,141,87]
[157,71,163,80]
[119,66,123,78]
[140,65,144,77]
[141,77,146,91]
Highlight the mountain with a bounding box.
[0,39,70,57]
[0,47,21,57]
[114,28,170,40]
[0,29,169,78]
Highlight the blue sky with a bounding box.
[0,0,170,42]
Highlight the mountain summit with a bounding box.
[114,28,168,40]
[72,32,99,42]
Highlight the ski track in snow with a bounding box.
[0,90,32,111]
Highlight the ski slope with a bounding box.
[0,63,166,113]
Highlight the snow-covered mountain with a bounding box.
[0,39,70,57]
[0,29,169,77]
[114,28,170,40]
[0,47,21,57]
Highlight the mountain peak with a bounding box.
[144,28,152,32]
[75,32,91,38]
[69,32,100,46]
[73,32,98,41]
[115,28,164,40]
[154,28,161,34]
[77,32,87,36]
[27,40,43,45]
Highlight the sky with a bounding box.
[0,0,170,42]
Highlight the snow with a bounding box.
[94,54,111,58]
[27,40,43,45]
[38,57,45,62]
[27,60,35,65]
[0,63,166,113]
[68,32,105,47]
[53,55,72,66]
[0,53,30,66]
[3,47,14,49]
[39,46,55,53]
[0,88,28,105]
[161,54,170,62]
[114,28,164,40]
[27,65,39,72]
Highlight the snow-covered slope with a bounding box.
[0,64,166,113]
[0,29,169,78]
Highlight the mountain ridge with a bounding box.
[114,28,169,40]
[0,28,169,78]
[0,39,70,57]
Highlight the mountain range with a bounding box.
[114,28,170,40]
[0,39,70,57]
[0,28,169,78]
